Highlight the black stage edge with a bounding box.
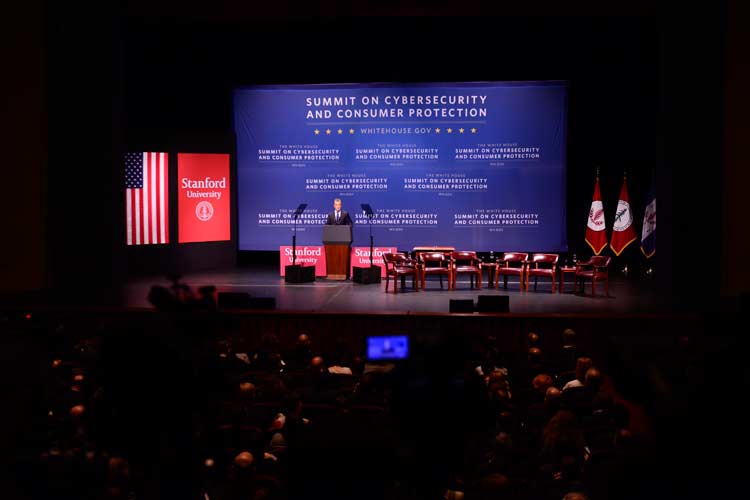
[352,265,382,284]
[123,265,675,314]
[284,265,315,283]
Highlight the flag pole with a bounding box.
[622,169,628,274]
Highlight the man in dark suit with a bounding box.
[324,198,352,279]
[325,198,353,226]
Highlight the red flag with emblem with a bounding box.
[585,175,608,255]
[610,175,638,256]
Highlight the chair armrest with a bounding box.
[575,260,593,272]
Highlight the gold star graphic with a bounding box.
[314,129,320,135]
[471,127,477,134]
[349,128,355,134]
[447,128,453,134]
[325,129,331,135]
[337,129,343,135]
[459,128,465,134]
[435,128,441,134]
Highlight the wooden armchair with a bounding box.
[574,255,611,296]
[419,252,452,290]
[450,251,482,290]
[495,252,529,290]
[526,253,559,292]
[383,253,419,294]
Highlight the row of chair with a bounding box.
[382,252,474,293]
[383,252,611,296]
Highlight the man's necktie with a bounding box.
[336,211,339,222]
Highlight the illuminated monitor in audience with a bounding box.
[367,335,409,360]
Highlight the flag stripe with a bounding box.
[163,153,169,243]
[142,152,149,244]
[135,189,141,245]
[151,152,157,243]
[151,153,161,243]
[126,188,133,245]
[164,156,169,243]
[159,152,166,243]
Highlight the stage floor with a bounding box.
[124,266,670,314]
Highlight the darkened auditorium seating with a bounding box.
[4,302,715,500]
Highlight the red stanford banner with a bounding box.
[279,246,326,276]
[351,247,398,277]
[178,153,231,243]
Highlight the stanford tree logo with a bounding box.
[196,201,214,221]
[613,200,633,231]
[587,200,605,230]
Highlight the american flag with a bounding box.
[125,152,169,245]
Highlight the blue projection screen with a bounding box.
[234,81,567,251]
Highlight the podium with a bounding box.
[323,225,352,280]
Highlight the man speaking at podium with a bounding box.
[323,198,353,280]
[325,198,353,226]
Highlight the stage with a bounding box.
[123,265,669,314]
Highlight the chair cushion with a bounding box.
[423,268,450,275]
[455,266,480,272]
[389,267,416,275]
[528,269,554,277]
[497,268,523,276]
[577,270,607,279]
